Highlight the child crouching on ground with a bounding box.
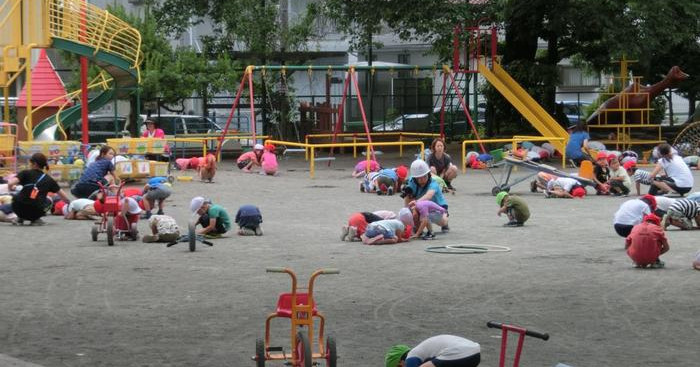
[593,152,611,195]
[694,250,700,270]
[235,204,263,236]
[625,214,669,268]
[341,210,396,242]
[199,153,217,182]
[142,215,180,243]
[624,161,653,196]
[190,196,232,238]
[608,155,631,196]
[260,144,278,176]
[141,177,171,219]
[360,208,413,245]
[63,198,98,220]
[408,199,448,240]
[496,191,530,227]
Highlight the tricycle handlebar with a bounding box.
[266,267,288,273]
[320,268,340,274]
[487,321,549,341]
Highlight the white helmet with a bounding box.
[190,196,206,214]
[410,159,430,178]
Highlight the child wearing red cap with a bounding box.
[612,195,656,237]
[624,161,653,196]
[260,144,278,176]
[592,152,611,195]
[545,177,586,198]
[360,208,413,245]
[608,155,631,196]
[625,214,669,268]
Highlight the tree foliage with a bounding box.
[153,0,319,61]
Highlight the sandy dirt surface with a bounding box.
[1,150,699,367]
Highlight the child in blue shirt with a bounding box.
[235,204,263,236]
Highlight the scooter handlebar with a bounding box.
[487,321,549,341]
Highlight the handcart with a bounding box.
[0,123,17,176]
[254,267,339,367]
[487,156,595,195]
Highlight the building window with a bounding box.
[559,66,600,88]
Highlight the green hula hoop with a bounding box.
[425,244,512,254]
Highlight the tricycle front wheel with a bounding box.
[295,331,312,367]
[325,335,337,367]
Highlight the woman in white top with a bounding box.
[649,143,694,196]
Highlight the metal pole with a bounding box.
[80,0,89,151]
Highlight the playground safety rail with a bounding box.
[305,132,440,160]
[461,136,567,173]
[47,0,142,80]
[264,139,425,178]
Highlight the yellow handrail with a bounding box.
[305,131,440,160]
[265,139,425,178]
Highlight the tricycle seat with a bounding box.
[275,292,318,318]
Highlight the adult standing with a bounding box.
[648,143,694,196]
[427,138,459,190]
[565,122,590,166]
[7,153,71,225]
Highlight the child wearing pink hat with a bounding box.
[351,159,380,178]
[260,144,278,176]
[625,214,669,268]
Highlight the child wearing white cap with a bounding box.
[360,208,413,245]
[236,144,264,173]
[190,196,232,238]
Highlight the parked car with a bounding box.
[557,100,592,125]
[429,103,486,139]
[139,114,243,155]
[71,114,129,143]
[371,114,433,132]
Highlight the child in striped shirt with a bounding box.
[662,198,700,230]
[624,161,652,196]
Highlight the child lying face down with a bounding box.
[360,208,413,245]
[340,210,396,242]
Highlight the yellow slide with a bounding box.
[478,62,568,154]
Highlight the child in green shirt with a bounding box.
[496,191,530,227]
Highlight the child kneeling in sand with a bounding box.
[235,204,263,236]
[360,208,413,245]
[408,200,448,240]
[341,210,396,242]
[496,191,530,227]
[142,215,180,243]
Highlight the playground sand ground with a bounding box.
[1,150,699,367]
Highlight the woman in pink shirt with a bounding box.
[142,119,165,138]
[260,144,278,175]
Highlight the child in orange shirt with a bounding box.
[199,153,217,182]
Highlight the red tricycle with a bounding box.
[90,181,137,246]
[254,267,339,367]
[487,321,549,367]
